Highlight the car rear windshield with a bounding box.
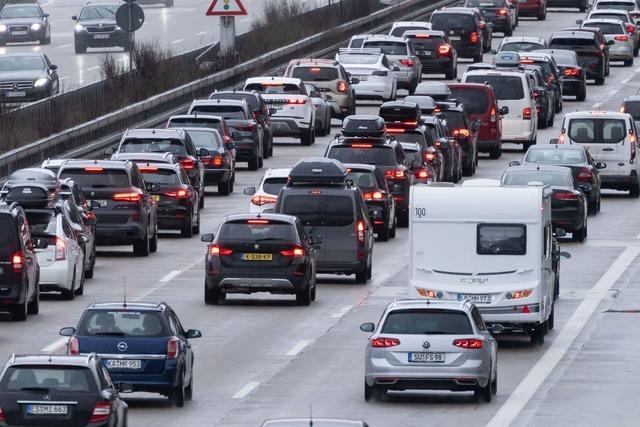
[588,13,629,21]
[327,146,396,166]
[465,75,524,100]
[263,178,289,195]
[524,148,587,164]
[431,13,474,29]
[407,36,446,50]
[465,0,506,6]
[210,93,260,112]
[1,366,95,393]
[167,118,221,129]
[185,129,222,150]
[550,53,578,67]
[402,150,422,165]
[390,26,428,37]
[448,88,489,114]
[503,170,573,187]
[244,83,301,94]
[346,171,377,190]
[549,37,597,48]
[190,105,247,120]
[0,215,17,256]
[337,54,380,65]
[59,168,130,189]
[141,169,180,186]
[595,2,635,11]
[280,195,354,227]
[501,42,545,52]
[78,310,169,337]
[568,118,627,143]
[583,22,625,34]
[362,41,408,56]
[120,138,187,156]
[291,66,339,82]
[477,224,526,255]
[24,211,56,236]
[624,100,640,117]
[381,309,473,335]
[393,132,427,146]
[441,111,466,129]
[219,220,296,242]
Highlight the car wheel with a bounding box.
[364,381,385,402]
[577,87,587,102]
[61,272,76,300]
[27,286,39,315]
[489,144,502,159]
[397,210,409,228]
[491,371,498,395]
[150,225,159,253]
[597,197,601,213]
[218,179,231,196]
[248,157,259,171]
[85,250,96,279]
[181,214,194,238]
[133,231,150,257]
[389,217,397,239]
[268,136,274,157]
[192,209,201,235]
[474,52,483,63]
[538,112,548,129]
[185,375,193,401]
[475,374,493,403]
[588,200,598,215]
[572,223,587,242]
[595,75,605,85]
[295,279,312,306]
[625,57,634,67]
[354,269,368,284]
[204,282,223,305]
[630,181,640,198]
[377,224,390,242]
[170,373,185,407]
[301,127,314,146]
[538,8,546,20]
[548,307,555,330]
[635,46,639,57]
[325,114,332,136]
[257,155,264,168]
[12,298,28,321]
[548,108,555,127]
[530,324,545,345]
[505,26,513,37]
[75,270,85,296]
[310,275,317,302]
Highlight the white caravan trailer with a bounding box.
[409,180,555,344]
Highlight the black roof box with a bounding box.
[379,101,421,124]
[341,115,385,138]
[3,184,56,208]
[288,158,347,185]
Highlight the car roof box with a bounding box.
[494,51,521,68]
[379,101,421,124]
[288,158,347,185]
[2,184,56,208]
[404,95,437,114]
[341,115,386,138]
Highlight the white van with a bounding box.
[408,180,556,344]
[554,111,640,197]
[463,68,538,151]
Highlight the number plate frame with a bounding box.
[241,253,273,261]
[27,404,68,415]
[408,352,445,363]
[106,359,142,370]
[458,294,491,304]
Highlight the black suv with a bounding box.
[422,115,462,183]
[549,31,607,85]
[58,160,159,257]
[72,3,130,54]
[0,203,41,321]
[325,115,415,227]
[0,354,130,426]
[183,127,236,195]
[430,8,485,61]
[436,101,479,176]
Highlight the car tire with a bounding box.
[301,127,314,146]
[530,324,545,345]
[185,374,193,401]
[74,42,86,54]
[204,283,223,305]
[489,144,502,159]
[548,108,555,127]
[295,280,312,306]
[548,306,555,330]
[170,374,185,407]
[538,113,548,129]
[635,46,639,57]
[538,8,546,20]
[12,298,28,321]
[85,250,96,279]
[474,52,483,63]
[181,214,194,238]
[573,223,587,242]
[595,75,605,85]
[218,179,231,196]
[133,231,150,257]
[377,224,390,242]
[150,225,159,253]
[27,286,39,315]
[193,209,201,235]
[475,374,493,403]
[389,217,397,239]
[577,87,587,102]
[248,157,259,171]
[625,57,634,67]
[630,181,640,198]
[505,26,513,37]
[61,272,76,300]
[588,200,598,215]
[364,381,385,402]
[355,269,368,284]
[75,270,85,296]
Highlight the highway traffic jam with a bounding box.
[1,0,640,425]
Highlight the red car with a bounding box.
[518,0,547,20]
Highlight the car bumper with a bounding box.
[489,16,511,31]
[0,86,51,103]
[518,4,541,14]
[270,117,312,136]
[451,42,481,58]
[317,260,364,275]
[609,44,633,60]
[561,79,585,95]
[392,70,418,88]
[106,359,180,393]
[157,206,190,230]
[206,272,307,294]
[502,129,535,144]
[420,57,454,73]
[354,81,393,100]
[0,30,43,43]
[234,140,259,162]
[203,168,231,185]
[601,173,637,190]
[95,224,146,245]
[477,140,500,151]
[38,262,73,292]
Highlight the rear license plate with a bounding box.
[106,359,141,369]
[5,91,26,98]
[418,50,433,56]
[93,199,108,208]
[11,31,27,36]
[93,34,110,39]
[409,352,445,363]
[151,195,160,202]
[269,104,283,110]
[450,36,461,40]
[353,75,368,81]
[242,253,273,261]
[27,404,68,415]
[459,294,491,304]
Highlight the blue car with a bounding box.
[60,301,202,407]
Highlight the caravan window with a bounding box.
[477,224,526,255]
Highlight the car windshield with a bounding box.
[59,168,130,188]
[525,148,587,164]
[185,129,222,150]
[140,169,180,186]
[190,105,246,120]
[291,66,339,82]
[346,171,377,190]
[477,224,526,255]
[501,42,545,52]
[244,83,301,94]
[362,41,408,56]
[503,170,573,186]
[337,54,380,65]
[280,195,354,227]
[218,221,296,242]
[24,211,56,237]
[381,309,473,335]
[1,367,94,393]
[583,22,625,34]
[120,138,187,155]
[262,178,288,195]
[441,111,466,129]
[549,37,597,48]
[595,2,635,11]
[0,56,45,72]
[327,146,396,166]
[167,118,221,129]
[79,5,118,20]
[568,118,626,143]
[465,75,524,100]
[78,310,169,337]
[431,13,474,29]
[0,5,40,18]
[448,88,489,114]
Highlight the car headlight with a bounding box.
[115,25,122,31]
[74,24,84,32]
[0,24,7,32]
[30,23,42,31]
[34,78,49,87]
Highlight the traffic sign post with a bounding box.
[116,0,145,73]
[206,0,247,54]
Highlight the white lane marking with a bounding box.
[41,337,68,353]
[621,78,631,84]
[197,31,207,36]
[87,66,100,71]
[591,102,602,109]
[159,270,181,283]
[635,67,640,72]
[331,305,354,318]
[487,247,640,427]
[286,340,311,356]
[170,39,184,44]
[57,44,71,49]
[635,229,640,239]
[608,89,618,95]
[232,381,260,399]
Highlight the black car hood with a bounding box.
[0,70,47,82]
[0,17,44,25]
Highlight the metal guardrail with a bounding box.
[0,0,456,178]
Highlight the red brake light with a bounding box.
[350,143,373,148]
[85,211,96,221]
[112,191,142,202]
[563,68,581,77]
[620,106,626,113]
[627,24,635,34]
[576,167,592,183]
[425,152,435,161]
[250,194,277,206]
[490,107,497,123]
[167,338,179,360]
[554,191,578,200]
[399,59,415,67]
[615,35,629,41]
[414,33,431,38]
[12,251,24,273]
[164,189,189,198]
[384,169,405,179]
[520,59,535,64]
[356,219,365,243]
[68,336,79,355]
[213,155,223,167]
[499,8,508,15]
[89,402,111,424]
[138,166,159,172]
[281,245,305,258]
[522,107,532,120]
[209,244,233,257]
[453,338,483,349]
[452,128,470,137]
[363,191,384,201]
[337,80,348,93]
[371,337,400,347]
[84,167,103,173]
[386,128,406,133]
[179,158,195,170]
[310,67,321,72]
[437,44,451,55]
[417,169,429,179]
[470,31,479,43]
[288,97,306,104]
[247,219,269,224]
[55,237,66,261]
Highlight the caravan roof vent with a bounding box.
[461,179,502,187]
[288,158,348,186]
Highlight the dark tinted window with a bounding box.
[346,171,377,189]
[186,129,222,150]
[524,148,587,164]
[291,66,339,82]
[393,132,427,146]
[167,118,222,130]
[550,53,578,67]
[477,224,526,255]
[502,170,573,186]
[568,118,626,144]
[24,211,56,236]
[550,37,597,48]
[244,83,301,94]
[362,41,408,56]
[327,146,396,166]
[120,138,187,155]
[403,150,422,165]
[624,100,640,117]
[1,367,95,393]
[219,221,296,242]
[280,195,354,227]
[441,111,466,129]
[465,75,525,100]
[381,309,473,334]
[141,169,181,186]
[595,2,635,11]
[263,178,288,195]
[78,310,169,337]
[59,169,130,188]
[583,22,625,34]
[407,36,446,51]
[449,88,490,114]
[465,0,507,6]
[190,105,247,120]
[431,13,475,29]
[0,215,17,256]
[501,42,545,52]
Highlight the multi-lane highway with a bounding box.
[2,5,640,427]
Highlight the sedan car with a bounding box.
[0,3,50,45]
[72,3,130,54]
[534,49,586,101]
[60,301,202,407]
[0,52,59,102]
[336,49,397,102]
[360,299,498,402]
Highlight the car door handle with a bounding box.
[602,148,614,151]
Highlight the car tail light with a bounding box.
[384,169,406,179]
[577,167,592,183]
[452,128,470,137]
[281,245,305,258]
[0,403,4,422]
[490,107,497,123]
[470,31,479,44]
[351,143,373,148]
[288,97,306,104]
[363,191,384,201]
[506,289,533,299]
[414,33,431,38]
[558,133,565,144]
[180,158,196,170]
[563,67,581,77]
[247,219,269,225]
[234,123,257,132]
[627,24,635,34]
[615,35,630,41]
[138,166,158,172]
[522,107,532,120]
[425,152,435,162]
[356,219,365,243]
[89,402,111,424]
[371,337,400,347]
[55,237,66,261]
[250,194,278,206]
[68,336,80,355]
[372,70,388,76]
[337,80,348,92]
[453,338,483,349]
[399,59,415,67]
[499,8,508,15]
[386,127,405,133]
[417,169,430,179]
[12,251,24,273]
[84,167,103,173]
[164,189,190,198]
[208,244,233,257]
[620,105,626,113]
[167,338,179,359]
[112,191,142,202]
[532,90,539,99]
[203,155,224,167]
[437,44,452,55]
[554,191,577,200]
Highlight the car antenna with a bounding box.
[123,276,128,308]
[309,403,313,427]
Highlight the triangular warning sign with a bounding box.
[206,0,247,16]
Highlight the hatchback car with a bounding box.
[497,36,547,53]
[400,142,435,184]
[534,49,587,101]
[183,127,236,195]
[360,300,498,402]
[430,8,485,62]
[336,49,398,102]
[584,9,639,55]
[403,30,457,79]
[549,31,608,85]
[244,168,291,214]
[0,3,50,45]
[0,52,58,102]
[305,83,333,136]
[0,354,130,426]
[60,301,202,407]
[72,3,129,53]
[518,0,547,19]
[583,19,634,66]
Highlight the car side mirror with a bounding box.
[576,19,583,24]
[33,238,48,249]
[49,64,57,71]
[186,329,202,339]
[596,161,607,169]
[500,106,509,115]
[549,138,559,144]
[268,108,278,115]
[145,182,160,192]
[351,77,360,85]
[198,147,210,157]
[104,147,115,156]
[116,383,134,394]
[79,234,89,244]
[71,15,78,20]
[201,233,214,243]
[508,160,521,167]
[243,186,256,196]
[59,327,76,336]
[554,228,567,238]
[360,322,375,333]
[102,389,117,401]
[560,251,572,259]
[607,40,615,46]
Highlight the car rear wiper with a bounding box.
[20,387,50,392]
[93,331,126,336]
[422,331,448,335]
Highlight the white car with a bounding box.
[243,77,315,146]
[388,21,431,37]
[336,48,397,101]
[583,19,634,65]
[244,168,291,213]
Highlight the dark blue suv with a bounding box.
[59,302,202,407]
